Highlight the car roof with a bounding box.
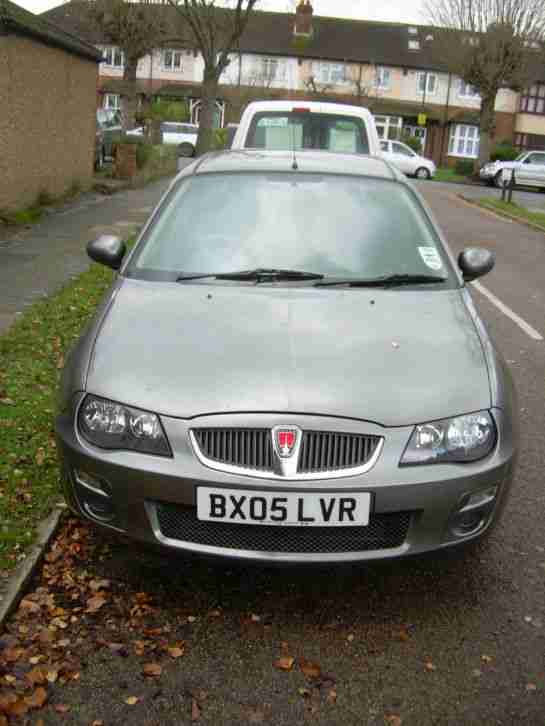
[179,150,405,182]
[242,100,375,119]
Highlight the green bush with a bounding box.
[135,143,153,169]
[491,143,520,162]
[149,99,189,123]
[454,159,475,176]
[400,133,422,154]
[212,128,228,150]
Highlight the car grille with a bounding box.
[191,428,381,475]
[154,503,411,554]
[192,429,274,472]
[298,431,381,474]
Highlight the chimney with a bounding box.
[294,0,313,38]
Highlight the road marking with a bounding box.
[472,281,543,341]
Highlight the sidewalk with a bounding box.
[0,177,172,335]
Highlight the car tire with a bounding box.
[178,143,195,158]
[415,167,431,180]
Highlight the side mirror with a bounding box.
[458,247,495,282]
[87,235,126,270]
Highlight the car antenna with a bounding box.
[290,116,298,171]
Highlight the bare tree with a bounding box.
[425,0,545,165]
[350,63,383,110]
[166,0,260,154]
[86,0,168,131]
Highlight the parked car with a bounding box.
[56,150,517,565]
[380,139,436,179]
[232,100,381,156]
[96,109,122,160]
[480,150,545,189]
[127,122,198,157]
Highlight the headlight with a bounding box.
[401,411,496,466]
[78,395,171,457]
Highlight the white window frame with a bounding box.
[416,72,437,96]
[313,61,348,85]
[162,49,183,72]
[374,115,403,141]
[257,57,286,83]
[103,93,121,110]
[458,80,480,99]
[102,46,124,69]
[375,67,391,90]
[448,124,480,158]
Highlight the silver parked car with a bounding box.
[56,151,517,564]
[480,150,545,189]
[380,139,436,179]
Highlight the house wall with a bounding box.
[0,35,98,213]
[515,113,545,135]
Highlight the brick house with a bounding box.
[43,1,545,167]
[0,0,102,213]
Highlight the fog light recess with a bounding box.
[450,486,498,538]
[74,470,115,523]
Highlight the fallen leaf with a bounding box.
[168,646,185,659]
[142,662,162,678]
[46,670,59,683]
[274,656,295,671]
[187,616,197,623]
[125,696,140,705]
[3,675,16,685]
[251,614,261,622]
[396,627,410,642]
[191,697,201,721]
[35,448,45,466]
[526,683,537,692]
[54,704,71,714]
[385,716,402,726]
[26,667,47,686]
[299,657,321,679]
[327,689,337,705]
[347,634,355,642]
[19,598,40,614]
[85,595,107,614]
[424,660,436,672]
[89,578,111,592]
[25,687,48,709]
[29,655,44,665]
[481,655,493,664]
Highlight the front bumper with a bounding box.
[56,401,516,564]
[479,168,497,180]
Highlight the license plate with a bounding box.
[197,488,371,527]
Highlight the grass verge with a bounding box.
[434,168,476,185]
[0,260,116,571]
[474,198,545,232]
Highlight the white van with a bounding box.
[231,100,381,157]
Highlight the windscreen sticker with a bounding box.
[418,246,443,271]
[258,117,289,128]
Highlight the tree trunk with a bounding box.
[197,74,219,156]
[121,60,138,133]
[478,93,496,167]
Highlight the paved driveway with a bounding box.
[3,179,545,726]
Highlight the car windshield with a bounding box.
[97,109,120,128]
[129,173,455,285]
[515,153,527,162]
[245,112,370,155]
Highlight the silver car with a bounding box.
[56,151,517,564]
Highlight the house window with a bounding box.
[449,124,480,158]
[417,72,437,95]
[258,57,286,83]
[458,80,480,99]
[520,84,545,114]
[163,49,183,71]
[102,46,124,69]
[103,93,121,110]
[408,40,421,50]
[313,62,347,85]
[374,115,403,141]
[408,26,418,35]
[375,67,391,90]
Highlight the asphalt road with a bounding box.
[4,177,545,725]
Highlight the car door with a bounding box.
[390,141,418,175]
[516,152,545,187]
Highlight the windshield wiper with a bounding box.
[177,268,324,283]
[315,274,448,288]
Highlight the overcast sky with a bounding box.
[20,0,427,24]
